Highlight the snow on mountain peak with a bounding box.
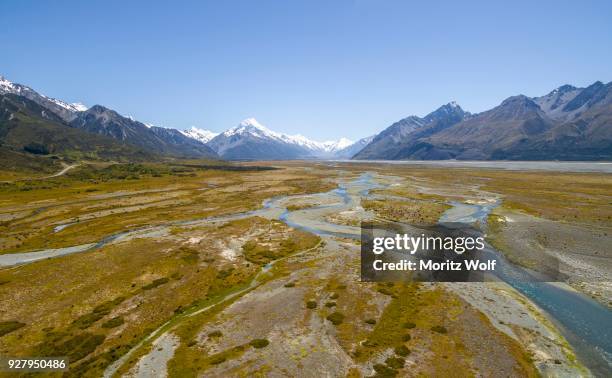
[212,117,360,156]
[0,76,18,92]
[0,74,87,114]
[71,102,88,112]
[182,126,219,143]
[224,118,280,139]
[239,117,266,129]
[328,137,354,150]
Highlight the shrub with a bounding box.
[394,345,411,357]
[143,277,169,290]
[306,300,317,309]
[326,312,345,326]
[385,356,405,369]
[365,318,376,325]
[431,325,448,334]
[0,321,25,337]
[38,332,105,362]
[216,268,234,280]
[402,322,416,329]
[284,282,296,288]
[249,338,269,348]
[73,312,106,329]
[209,355,226,365]
[402,334,411,342]
[101,317,124,329]
[23,142,50,155]
[325,302,336,308]
[208,330,222,338]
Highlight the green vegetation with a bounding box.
[249,338,270,348]
[0,94,152,162]
[0,148,61,175]
[385,356,405,369]
[36,331,106,363]
[431,325,448,334]
[0,321,26,337]
[73,296,126,329]
[394,345,410,357]
[102,317,124,329]
[326,312,345,325]
[306,300,317,309]
[286,203,315,211]
[143,277,170,290]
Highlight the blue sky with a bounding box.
[1,0,611,140]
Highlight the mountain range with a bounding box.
[0,75,365,162]
[355,81,612,161]
[204,118,363,160]
[0,75,217,160]
[1,74,610,163]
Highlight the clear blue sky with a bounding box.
[1,0,611,140]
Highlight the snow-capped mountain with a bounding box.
[0,75,87,122]
[181,126,219,143]
[204,118,365,160]
[334,135,375,159]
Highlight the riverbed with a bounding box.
[2,170,610,375]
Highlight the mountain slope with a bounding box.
[0,94,151,160]
[70,106,218,159]
[509,82,612,160]
[0,76,86,123]
[355,81,612,161]
[354,102,469,159]
[420,96,554,159]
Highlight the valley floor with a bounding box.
[0,160,610,377]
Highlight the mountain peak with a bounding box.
[501,95,538,107]
[181,126,218,143]
[224,118,278,140]
[88,104,112,114]
[0,74,87,119]
[554,84,577,94]
[239,117,266,130]
[423,101,468,123]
